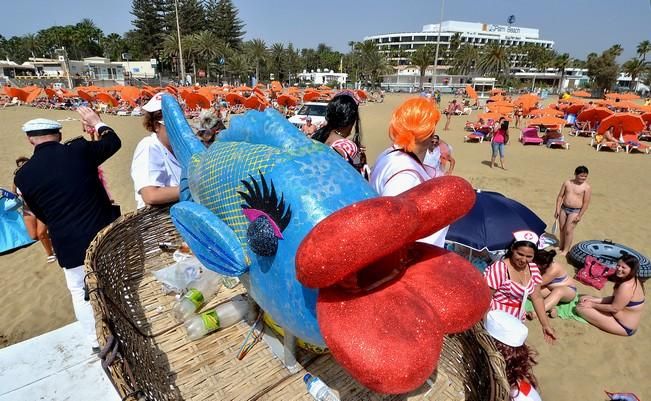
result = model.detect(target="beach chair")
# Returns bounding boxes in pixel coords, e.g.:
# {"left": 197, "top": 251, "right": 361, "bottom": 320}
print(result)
{"left": 520, "top": 127, "right": 543, "bottom": 145}
{"left": 464, "top": 131, "right": 486, "bottom": 143}
{"left": 543, "top": 129, "right": 569, "bottom": 150}
{"left": 570, "top": 121, "right": 594, "bottom": 137}
{"left": 591, "top": 135, "right": 622, "bottom": 152}
{"left": 622, "top": 133, "right": 650, "bottom": 154}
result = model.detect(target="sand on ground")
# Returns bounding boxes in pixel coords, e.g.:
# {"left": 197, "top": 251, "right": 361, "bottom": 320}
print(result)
{"left": 0, "top": 94, "right": 649, "bottom": 400}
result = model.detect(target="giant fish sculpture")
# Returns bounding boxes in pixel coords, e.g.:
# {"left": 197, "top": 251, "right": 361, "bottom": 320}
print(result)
{"left": 162, "top": 95, "right": 490, "bottom": 394}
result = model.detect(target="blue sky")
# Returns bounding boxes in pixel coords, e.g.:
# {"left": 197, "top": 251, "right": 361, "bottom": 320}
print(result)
{"left": 2, "top": 0, "right": 649, "bottom": 61}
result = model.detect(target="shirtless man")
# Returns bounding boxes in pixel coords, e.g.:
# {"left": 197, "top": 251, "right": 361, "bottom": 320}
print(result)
{"left": 301, "top": 117, "right": 317, "bottom": 137}
{"left": 555, "top": 166, "right": 591, "bottom": 254}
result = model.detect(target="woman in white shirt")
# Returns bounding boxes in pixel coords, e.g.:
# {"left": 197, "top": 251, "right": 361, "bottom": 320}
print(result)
{"left": 130, "top": 93, "right": 181, "bottom": 209}
{"left": 370, "top": 97, "right": 448, "bottom": 247}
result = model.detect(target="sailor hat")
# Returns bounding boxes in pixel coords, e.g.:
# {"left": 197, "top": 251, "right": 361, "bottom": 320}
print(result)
{"left": 485, "top": 310, "right": 529, "bottom": 347}
{"left": 142, "top": 92, "right": 166, "bottom": 112}
{"left": 22, "top": 118, "right": 63, "bottom": 136}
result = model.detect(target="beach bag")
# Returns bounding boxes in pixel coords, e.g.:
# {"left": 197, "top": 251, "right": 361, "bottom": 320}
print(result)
{"left": 575, "top": 255, "right": 615, "bottom": 290}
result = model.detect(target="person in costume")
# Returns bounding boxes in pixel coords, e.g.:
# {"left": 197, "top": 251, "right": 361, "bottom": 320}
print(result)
{"left": 370, "top": 97, "right": 448, "bottom": 247}
{"left": 311, "top": 92, "right": 361, "bottom": 164}
{"left": 485, "top": 310, "right": 543, "bottom": 401}
{"left": 577, "top": 254, "right": 645, "bottom": 336}
{"left": 14, "top": 109, "right": 121, "bottom": 352}
{"left": 131, "top": 92, "right": 182, "bottom": 209}
{"left": 483, "top": 230, "right": 557, "bottom": 343}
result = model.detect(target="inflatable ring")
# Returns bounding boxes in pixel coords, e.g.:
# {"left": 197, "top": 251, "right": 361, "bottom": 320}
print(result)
{"left": 568, "top": 239, "right": 651, "bottom": 279}
{"left": 262, "top": 313, "right": 329, "bottom": 354}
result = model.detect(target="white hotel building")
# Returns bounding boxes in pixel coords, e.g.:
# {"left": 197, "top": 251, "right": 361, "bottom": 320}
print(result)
{"left": 364, "top": 20, "right": 554, "bottom": 66}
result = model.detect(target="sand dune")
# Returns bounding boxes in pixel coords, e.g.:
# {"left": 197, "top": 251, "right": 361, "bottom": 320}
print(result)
{"left": 0, "top": 94, "right": 649, "bottom": 399}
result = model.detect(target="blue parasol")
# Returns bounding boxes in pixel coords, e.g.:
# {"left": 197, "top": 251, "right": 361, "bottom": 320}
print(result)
{"left": 446, "top": 190, "right": 546, "bottom": 251}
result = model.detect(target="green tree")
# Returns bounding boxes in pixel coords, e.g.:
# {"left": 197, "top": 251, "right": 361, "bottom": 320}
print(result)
{"left": 226, "top": 53, "right": 251, "bottom": 84}
{"left": 244, "top": 39, "right": 267, "bottom": 82}
{"left": 355, "top": 40, "right": 391, "bottom": 88}
{"left": 477, "top": 43, "right": 510, "bottom": 79}
{"left": 637, "top": 40, "right": 651, "bottom": 61}
{"left": 409, "top": 45, "right": 435, "bottom": 90}
{"left": 607, "top": 44, "right": 624, "bottom": 57}
{"left": 130, "top": 0, "right": 166, "bottom": 59}
{"left": 285, "top": 43, "right": 301, "bottom": 84}
{"left": 268, "top": 42, "right": 285, "bottom": 81}
{"left": 102, "top": 33, "right": 126, "bottom": 61}
{"left": 205, "top": 0, "right": 245, "bottom": 50}
{"left": 586, "top": 49, "right": 619, "bottom": 94}
{"left": 450, "top": 44, "right": 478, "bottom": 75}
{"left": 191, "top": 30, "right": 229, "bottom": 82}
{"left": 621, "top": 58, "right": 646, "bottom": 90}
{"left": 554, "top": 53, "right": 571, "bottom": 93}
{"left": 162, "top": 0, "right": 205, "bottom": 36}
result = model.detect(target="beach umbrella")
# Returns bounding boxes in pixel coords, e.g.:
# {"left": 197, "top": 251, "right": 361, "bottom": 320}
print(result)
{"left": 486, "top": 105, "right": 514, "bottom": 115}
{"left": 44, "top": 88, "right": 59, "bottom": 99}
{"left": 95, "top": 93, "right": 119, "bottom": 107}
{"left": 303, "top": 91, "right": 321, "bottom": 102}
{"left": 614, "top": 101, "right": 643, "bottom": 111}
{"left": 121, "top": 86, "right": 140, "bottom": 101}
{"left": 271, "top": 81, "right": 283, "bottom": 93}
{"left": 185, "top": 93, "right": 211, "bottom": 109}
{"left": 236, "top": 85, "right": 252, "bottom": 92}
{"left": 597, "top": 113, "right": 645, "bottom": 135}
{"left": 3, "top": 87, "right": 29, "bottom": 102}
{"left": 447, "top": 190, "right": 546, "bottom": 252}
{"left": 141, "top": 89, "right": 155, "bottom": 99}
{"left": 356, "top": 89, "right": 368, "bottom": 100}
{"left": 25, "top": 89, "right": 44, "bottom": 103}
{"left": 577, "top": 107, "right": 613, "bottom": 123}
{"left": 165, "top": 86, "right": 178, "bottom": 95}
{"left": 465, "top": 85, "right": 478, "bottom": 99}
{"left": 225, "top": 92, "right": 246, "bottom": 105}
{"left": 276, "top": 94, "right": 298, "bottom": 107}
{"left": 573, "top": 90, "right": 591, "bottom": 98}
{"left": 528, "top": 116, "right": 567, "bottom": 127}
{"left": 528, "top": 108, "right": 563, "bottom": 117}
{"left": 564, "top": 103, "right": 585, "bottom": 115}
{"left": 606, "top": 93, "right": 640, "bottom": 101}
{"left": 77, "top": 90, "right": 94, "bottom": 102}
{"left": 640, "top": 112, "right": 651, "bottom": 124}
{"left": 244, "top": 95, "right": 266, "bottom": 110}
{"left": 487, "top": 95, "right": 504, "bottom": 102}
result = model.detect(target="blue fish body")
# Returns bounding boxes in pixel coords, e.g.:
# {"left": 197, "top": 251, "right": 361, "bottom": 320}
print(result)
{"left": 163, "top": 95, "right": 376, "bottom": 345}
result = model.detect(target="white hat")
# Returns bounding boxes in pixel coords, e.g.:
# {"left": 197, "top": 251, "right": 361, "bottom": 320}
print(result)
{"left": 513, "top": 230, "right": 539, "bottom": 246}
{"left": 22, "top": 118, "right": 62, "bottom": 135}
{"left": 142, "top": 92, "right": 166, "bottom": 112}
{"left": 485, "top": 310, "right": 528, "bottom": 347}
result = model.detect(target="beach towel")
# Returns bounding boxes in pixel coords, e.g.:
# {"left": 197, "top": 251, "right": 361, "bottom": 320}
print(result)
{"left": 524, "top": 296, "right": 587, "bottom": 323}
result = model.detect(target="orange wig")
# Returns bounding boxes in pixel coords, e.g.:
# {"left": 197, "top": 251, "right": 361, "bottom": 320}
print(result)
{"left": 389, "top": 97, "right": 440, "bottom": 152}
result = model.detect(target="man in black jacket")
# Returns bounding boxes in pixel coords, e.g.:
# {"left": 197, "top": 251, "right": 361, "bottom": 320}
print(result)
{"left": 14, "top": 107, "right": 121, "bottom": 352}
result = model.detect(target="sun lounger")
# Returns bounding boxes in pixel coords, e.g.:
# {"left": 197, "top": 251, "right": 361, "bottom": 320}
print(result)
{"left": 591, "top": 136, "right": 622, "bottom": 152}
{"left": 520, "top": 127, "right": 543, "bottom": 145}
{"left": 570, "top": 121, "right": 595, "bottom": 137}
{"left": 622, "top": 133, "right": 650, "bottom": 154}
{"left": 546, "top": 138, "right": 569, "bottom": 149}
{"left": 464, "top": 131, "right": 486, "bottom": 143}
{"left": 639, "top": 131, "right": 651, "bottom": 142}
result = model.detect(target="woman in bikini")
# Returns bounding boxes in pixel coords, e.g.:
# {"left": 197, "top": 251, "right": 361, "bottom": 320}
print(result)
{"left": 311, "top": 92, "right": 361, "bottom": 164}
{"left": 577, "top": 254, "right": 645, "bottom": 336}
{"left": 484, "top": 230, "right": 557, "bottom": 344}
{"left": 533, "top": 249, "right": 577, "bottom": 317}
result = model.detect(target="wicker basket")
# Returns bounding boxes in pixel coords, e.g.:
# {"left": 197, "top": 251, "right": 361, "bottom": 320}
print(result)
{"left": 85, "top": 206, "right": 510, "bottom": 401}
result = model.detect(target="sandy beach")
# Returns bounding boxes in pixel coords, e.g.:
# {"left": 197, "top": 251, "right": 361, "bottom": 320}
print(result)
{"left": 1, "top": 93, "right": 649, "bottom": 400}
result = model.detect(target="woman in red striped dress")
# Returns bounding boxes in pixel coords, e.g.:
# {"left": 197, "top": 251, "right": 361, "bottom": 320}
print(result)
{"left": 484, "top": 230, "right": 557, "bottom": 344}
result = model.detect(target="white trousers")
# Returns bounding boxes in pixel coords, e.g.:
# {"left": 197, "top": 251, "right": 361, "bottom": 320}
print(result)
{"left": 63, "top": 265, "right": 99, "bottom": 348}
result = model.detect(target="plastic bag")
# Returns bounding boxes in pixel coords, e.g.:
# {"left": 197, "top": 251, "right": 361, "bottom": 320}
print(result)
{"left": 152, "top": 256, "right": 202, "bottom": 294}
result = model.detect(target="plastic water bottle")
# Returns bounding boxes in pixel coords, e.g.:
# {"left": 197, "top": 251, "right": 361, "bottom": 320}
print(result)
{"left": 303, "top": 373, "right": 340, "bottom": 401}
{"left": 184, "top": 296, "right": 248, "bottom": 340}
{"left": 172, "top": 269, "right": 223, "bottom": 322}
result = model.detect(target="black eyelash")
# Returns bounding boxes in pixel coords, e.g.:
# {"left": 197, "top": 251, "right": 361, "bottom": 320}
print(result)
{"left": 237, "top": 170, "right": 291, "bottom": 231}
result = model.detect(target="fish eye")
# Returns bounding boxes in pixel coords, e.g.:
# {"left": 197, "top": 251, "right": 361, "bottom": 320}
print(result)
{"left": 238, "top": 171, "right": 291, "bottom": 257}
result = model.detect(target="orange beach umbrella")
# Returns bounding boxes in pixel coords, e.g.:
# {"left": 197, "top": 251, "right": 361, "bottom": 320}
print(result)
{"left": 528, "top": 108, "right": 564, "bottom": 117}
{"left": 225, "top": 92, "right": 246, "bottom": 105}
{"left": 244, "top": 96, "right": 266, "bottom": 110}
{"left": 564, "top": 103, "right": 585, "bottom": 115}
{"left": 597, "top": 113, "right": 645, "bottom": 134}
{"left": 465, "top": 85, "right": 478, "bottom": 99}
{"left": 94, "top": 92, "right": 119, "bottom": 107}
{"left": 577, "top": 107, "right": 613, "bottom": 123}
{"left": 185, "top": 93, "right": 211, "bottom": 109}
{"left": 605, "top": 93, "right": 640, "bottom": 101}
{"left": 572, "top": 90, "right": 591, "bottom": 98}
{"left": 77, "top": 90, "right": 94, "bottom": 102}
{"left": 528, "top": 116, "right": 567, "bottom": 127}
{"left": 303, "top": 91, "right": 321, "bottom": 102}
{"left": 26, "top": 89, "right": 44, "bottom": 103}
{"left": 276, "top": 94, "right": 298, "bottom": 107}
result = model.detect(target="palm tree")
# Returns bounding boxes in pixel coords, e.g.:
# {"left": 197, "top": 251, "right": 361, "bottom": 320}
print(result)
{"left": 226, "top": 53, "right": 251, "bottom": 85}
{"left": 409, "top": 45, "right": 435, "bottom": 90}
{"left": 245, "top": 38, "right": 267, "bottom": 82}
{"left": 451, "top": 44, "right": 478, "bottom": 75}
{"left": 268, "top": 42, "right": 285, "bottom": 81}
{"left": 102, "top": 33, "right": 125, "bottom": 61}
{"left": 22, "top": 34, "right": 42, "bottom": 58}
{"left": 191, "top": 31, "right": 229, "bottom": 82}
{"left": 355, "top": 40, "right": 391, "bottom": 88}
{"left": 554, "top": 53, "right": 571, "bottom": 93}
{"left": 608, "top": 44, "right": 624, "bottom": 57}
{"left": 637, "top": 40, "right": 651, "bottom": 61}
{"left": 477, "top": 43, "right": 510, "bottom": 79}
{"left": 621, "top": 58, "right": 646, "bottom": 90}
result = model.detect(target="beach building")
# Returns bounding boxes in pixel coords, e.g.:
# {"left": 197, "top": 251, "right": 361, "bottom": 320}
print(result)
{"left": 365, "top": 21, "right": 554, "bottom": 67}
{"left": 0, "top": 61, "right": 37, "bottom": 85}
{"left": 297, "top": 69, "right": 348, "bottom": 87}
{"left": 118, "top": 60, "right": 158, "bottom": 80}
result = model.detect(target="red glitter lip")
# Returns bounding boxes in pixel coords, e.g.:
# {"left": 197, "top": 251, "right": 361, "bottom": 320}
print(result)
{"left": 295, "top": 176, "right": 491, "bottom": 394}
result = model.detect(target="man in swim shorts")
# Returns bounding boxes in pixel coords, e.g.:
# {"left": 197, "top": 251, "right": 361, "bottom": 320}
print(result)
{"left": 554, "top": 166, "right": 591, "bottom": 255}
